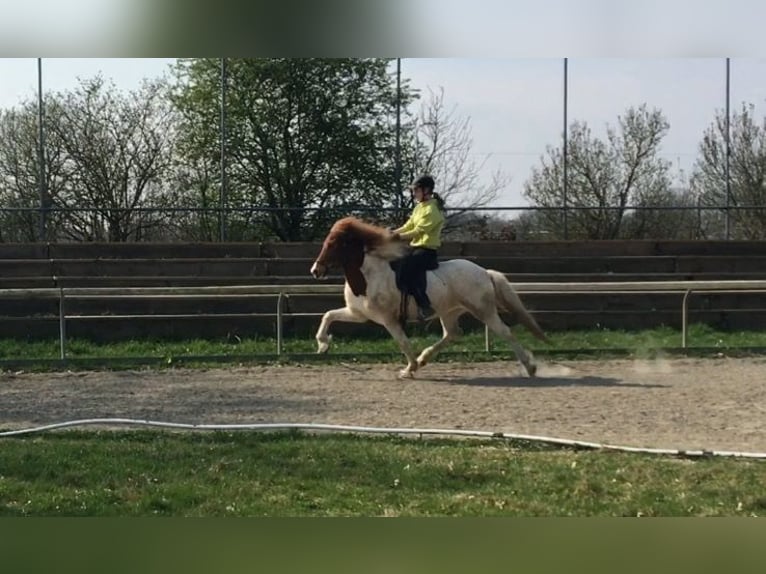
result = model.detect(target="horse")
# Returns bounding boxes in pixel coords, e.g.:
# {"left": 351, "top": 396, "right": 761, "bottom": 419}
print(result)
{"left": 309, "top": 216, "right": 548, "bottom": 379}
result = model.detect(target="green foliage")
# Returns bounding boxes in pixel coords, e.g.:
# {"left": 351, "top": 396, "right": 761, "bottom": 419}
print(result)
{"left": 170, "top": 58, "right": 419, "bottom": 240}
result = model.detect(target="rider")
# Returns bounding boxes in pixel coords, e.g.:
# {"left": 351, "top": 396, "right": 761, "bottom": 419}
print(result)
{"left": 391, "top": 174, "right": 446, "bottom": 321}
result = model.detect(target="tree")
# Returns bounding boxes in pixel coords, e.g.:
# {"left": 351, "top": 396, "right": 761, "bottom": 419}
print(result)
{"left": 166, "top": 151, "right": 221, "bottom": 241}
{"left": 690, "top": 103, "right": 766, "bottom": 239}
{"left": 401, "top": 87, "right": 509, "bottom": 235}
{"left": 523, "top": 104, "right": 674, "bottom": 239}
{"left": 0, "top": 99, "right": 70, "bottom": 242}
{"left": 170, "top": 58, "right": 417, "bottom": 241}
{"left": 46, "top": 75, "right": 177, "bottom": 242}
{"left": 621, "top": 186, "right": 700, "bottom": 240}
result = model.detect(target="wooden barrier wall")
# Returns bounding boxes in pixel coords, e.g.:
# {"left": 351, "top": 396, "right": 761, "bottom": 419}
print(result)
{"left": 2, "top": 240, "right": 766, "bottom": 340}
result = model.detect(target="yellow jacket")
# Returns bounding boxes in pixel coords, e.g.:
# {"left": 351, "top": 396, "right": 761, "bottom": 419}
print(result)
{"left": 396, "top": 199, "right": 445, "bottom": 249}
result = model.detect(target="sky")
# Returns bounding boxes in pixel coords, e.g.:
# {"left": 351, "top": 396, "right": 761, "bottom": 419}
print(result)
{"left": 1, "top": 57, "right": 766, "bottom": 208}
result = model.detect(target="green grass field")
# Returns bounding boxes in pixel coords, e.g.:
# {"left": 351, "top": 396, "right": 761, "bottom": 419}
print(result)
{"left": 1, "top": 324, "right": 766, "bottom": 370}
{"left": 0, "top": 431, "right": 763, "bottom": 517}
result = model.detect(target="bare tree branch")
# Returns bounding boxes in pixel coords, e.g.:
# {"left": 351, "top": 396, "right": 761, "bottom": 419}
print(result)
{"left": 523, "top": 104, "right": 676, "bottom": 239}
{"left": 404, "top": 88, "right": 509, "bottom": 237}
{"left": 691, "top": 103, "right": 766, "bottom": 239}
{"left": 46, "top": 75, "right": 177, "bottom": 241}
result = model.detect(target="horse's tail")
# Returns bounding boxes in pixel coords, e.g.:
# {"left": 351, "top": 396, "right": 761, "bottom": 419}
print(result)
{"left": 487, "top": 269, "right": 549, "bottom": 343}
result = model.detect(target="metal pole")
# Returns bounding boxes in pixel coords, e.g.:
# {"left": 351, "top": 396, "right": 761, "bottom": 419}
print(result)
{"left": 394, "top": 58, "right": 402, "bottom": 220}
{"left": 59, "top": 288, "right": 66, "bottom": 359}
{"left": 220, "top": 58, "right": 228, "bottom": 242}
{"left": 37, "top": 58, "right": 47, "bottom": 243}
{"left": 563, "top": 57, "right": 569, "bottom": 240}
{"left": 724, "top": 57, "right": 731, "bottom": 240}
{"left": 276, "top": 292, "right": 284, "bottom": 355}
{"left": 681, "top": 290, "right": 691, "bottom": 348}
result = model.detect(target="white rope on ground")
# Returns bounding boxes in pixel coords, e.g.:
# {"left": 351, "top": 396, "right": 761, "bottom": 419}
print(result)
{"left": 1, "top": 418, "right": 765, "bottom": 459}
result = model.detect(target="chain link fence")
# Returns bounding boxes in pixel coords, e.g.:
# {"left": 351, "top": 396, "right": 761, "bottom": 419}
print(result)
{"left": 1, "top": 58, "right": 765, "bottom": 242}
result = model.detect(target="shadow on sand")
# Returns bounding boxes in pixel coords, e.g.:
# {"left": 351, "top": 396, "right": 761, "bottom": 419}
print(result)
{"left": 422, "top": 375, "right": 668, "bottom": 389}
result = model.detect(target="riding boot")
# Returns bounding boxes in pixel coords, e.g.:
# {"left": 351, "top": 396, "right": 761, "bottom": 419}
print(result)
{"left": 414, "top": 291, "right": 435, "bottom": 322}
{"left": 417, "top": 305, "right": 435, "bottom": 322}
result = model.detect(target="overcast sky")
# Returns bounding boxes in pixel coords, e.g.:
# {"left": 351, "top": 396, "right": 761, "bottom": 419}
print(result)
{"left": 1, "top": 57, "right": 765, "bottom": 206}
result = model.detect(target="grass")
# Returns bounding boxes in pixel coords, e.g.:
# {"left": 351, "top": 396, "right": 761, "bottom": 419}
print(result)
{"left": 0, "top": 324, "right": 765, "bottom": 370}
{"left": 0, "top": 431, "right": 764, "bottom": 517}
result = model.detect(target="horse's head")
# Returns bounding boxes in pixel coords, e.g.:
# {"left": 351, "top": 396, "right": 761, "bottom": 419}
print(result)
{"left": 310, "top": 218, "right": 360, "bottom": 280}
{"left": 310, "top": 217, "right": 405, "bottom": 295}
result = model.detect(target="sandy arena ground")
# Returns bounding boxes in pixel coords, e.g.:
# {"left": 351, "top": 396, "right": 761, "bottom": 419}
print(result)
{"left": 1, "top": 356, "right": 765, "bottom": 453}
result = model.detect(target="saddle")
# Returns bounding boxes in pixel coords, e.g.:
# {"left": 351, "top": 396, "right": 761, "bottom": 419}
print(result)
{"left": 389, "top": 254, "right": 439, "bottom": 327}
{"left": 389, "top": 258, "right": 410, "bottom": 328}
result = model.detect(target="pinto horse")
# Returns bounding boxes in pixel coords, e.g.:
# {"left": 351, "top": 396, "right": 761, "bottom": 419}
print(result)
{"left": 310, "top": 217, "right": 548, "bottom": 378}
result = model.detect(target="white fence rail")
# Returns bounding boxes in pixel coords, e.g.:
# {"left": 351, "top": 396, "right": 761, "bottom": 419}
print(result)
{"left": 3, "top": 280, "right": 766, "bottom": 359}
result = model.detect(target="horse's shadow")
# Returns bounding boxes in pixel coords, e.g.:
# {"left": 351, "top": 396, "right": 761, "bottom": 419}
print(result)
{"left": 425, "top": 375, "right": 668, "bottom": 389}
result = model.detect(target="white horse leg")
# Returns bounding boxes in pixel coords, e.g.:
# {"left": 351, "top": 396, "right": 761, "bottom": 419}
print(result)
{"left": 416, "top": 310, "right": 462, "bottom": 369}
{"left": 315, "top": 306, "right": 367, "bottom": 353}
{"left": 483, "top": 311, "right": 537, "bottom": 377}
{"left": 381, "top": 320, "right": 419, "bottom": 379}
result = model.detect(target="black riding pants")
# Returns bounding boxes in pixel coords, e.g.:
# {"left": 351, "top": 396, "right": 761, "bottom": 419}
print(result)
{"left": 396, "top": 247, "right": 438, "bottom": 308}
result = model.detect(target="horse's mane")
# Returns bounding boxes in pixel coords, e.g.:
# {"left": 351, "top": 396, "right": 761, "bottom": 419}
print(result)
{"left": 330, "top": 217, "right": 387, "bottom": 246}
{"left": 329, "top": 216, "right": 405, "bottom": 260}
{"left": 323, "top": 218, "right": 406, "bottom": 297}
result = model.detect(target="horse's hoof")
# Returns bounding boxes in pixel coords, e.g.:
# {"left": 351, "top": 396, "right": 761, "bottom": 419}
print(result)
{"left": 397, "top": 368, "right": 415, "bottom": 379}
{"left": 316, "top": 335, "right": 332, "bottom": 354}
{"left": 525, "top": 363, "right": 537, "bottom": 377}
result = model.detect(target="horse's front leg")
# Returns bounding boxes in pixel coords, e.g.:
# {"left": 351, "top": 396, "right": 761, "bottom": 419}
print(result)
{"left": 381, "top": 319, "right": 419, "bottom": 379}
{"left": 315, "top": 306, "right": 368, "bottom": 353}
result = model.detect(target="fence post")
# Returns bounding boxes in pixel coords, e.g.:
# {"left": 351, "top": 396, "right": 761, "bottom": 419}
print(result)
{"left": 724, "top": 57, "right": 731, "bottom": 240}
{"left": 37, "top": 58, "right": 48, "bottom": 243}
{"left": 59, "top": 287, "right": 66, "bottom": 359}
{"left": 562, "top": 57, "right": 569, "bottom": 239}
{"left": 276, "top": 291, "right": 284, "bottom": 355}
{"left": 681, "top": 290, "right": 691, "bottom": 348}
{"left": 219, "top": 57, "right": 228, "bottom": 242}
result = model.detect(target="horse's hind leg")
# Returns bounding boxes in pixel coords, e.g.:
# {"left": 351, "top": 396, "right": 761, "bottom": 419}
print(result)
{"left": 482, "top": 311, "right": 537, "bottom": 377}
{"left": 315, "top": 306, "right": 367, "bottom": 353}
{"left": 416, "top": 310, "right": 462, "bottom": 369}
